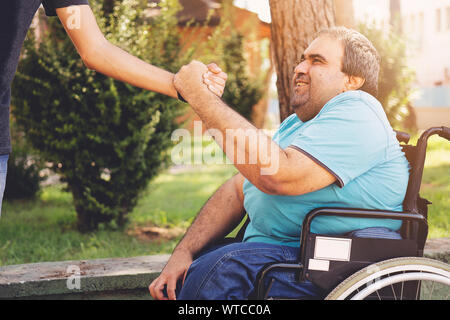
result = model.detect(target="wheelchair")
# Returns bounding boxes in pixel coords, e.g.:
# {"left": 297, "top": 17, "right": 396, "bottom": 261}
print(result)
{"left": 225, "top": 126, "right": 450, "bottom": 300}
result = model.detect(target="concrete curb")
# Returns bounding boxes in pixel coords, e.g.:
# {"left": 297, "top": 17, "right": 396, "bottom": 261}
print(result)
{"left": 1, "top": 238, "right": 448, "bottom": 299}
{"left": 0, "top": 255, "right": 170, "bottom": 299}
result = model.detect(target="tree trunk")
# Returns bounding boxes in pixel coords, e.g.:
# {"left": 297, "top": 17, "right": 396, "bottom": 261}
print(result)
{"left": 390, "top": 0, "right": 402, "bottom": 34}
{"left": 333, "top": 0, "right": 355, "bottom": 28}
{"left": 269, "top": 0, "right": 335, "bottom": 122}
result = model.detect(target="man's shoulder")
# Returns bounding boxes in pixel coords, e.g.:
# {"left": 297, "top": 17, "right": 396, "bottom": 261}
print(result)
{"left": 318, "top": 90, "right": 388, "bottom": 127}
{"left": 323, "top": 90, "right": 382, "bottom": 113}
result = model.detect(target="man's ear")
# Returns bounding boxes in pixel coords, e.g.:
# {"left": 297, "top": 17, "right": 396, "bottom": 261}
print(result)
{"left": 345, "top": 75, "right": 365, "bottom": 91}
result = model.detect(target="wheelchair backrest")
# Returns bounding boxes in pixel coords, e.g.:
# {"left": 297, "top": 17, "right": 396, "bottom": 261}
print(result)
{"left": 395, "top": 131, "right": 429, "bottom": 217}
{"left": 396, "top": 127, "right": 450, "bottom": 244}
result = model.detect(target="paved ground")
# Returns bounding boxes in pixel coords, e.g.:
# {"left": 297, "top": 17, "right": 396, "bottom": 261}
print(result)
{"left": 424, "top": 237, "right": 450, "bottom": 257}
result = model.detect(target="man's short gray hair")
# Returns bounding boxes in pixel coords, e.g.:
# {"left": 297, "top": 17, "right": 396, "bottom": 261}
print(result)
{"left": 316, "top": 26, "right": 381, "bottom": 97}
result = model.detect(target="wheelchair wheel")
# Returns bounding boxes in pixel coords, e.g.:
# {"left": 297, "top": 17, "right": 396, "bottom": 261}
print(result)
{"left": 325, "top": 257, "right": 450, "bottom": 300}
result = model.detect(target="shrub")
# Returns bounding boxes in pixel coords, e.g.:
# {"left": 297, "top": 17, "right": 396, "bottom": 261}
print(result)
{"left": 192, "top": 0, "right": 265, "bottom": 123}
{"left": 221, "top": 31, "right": 264, "bottom": 121}
{"left": 12, "top": 0, "right": 188, "bottom": 231}
{"left": 4, "top": 118, "right": 44, "bottom": 200}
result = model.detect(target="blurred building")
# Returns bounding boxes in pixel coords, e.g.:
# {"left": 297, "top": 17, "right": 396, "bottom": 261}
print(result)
{"left": 355, "top": 0, "right": 450, "bottom": 129}
{"left": 401, "top": 0, "right": 450, "bottom": 129}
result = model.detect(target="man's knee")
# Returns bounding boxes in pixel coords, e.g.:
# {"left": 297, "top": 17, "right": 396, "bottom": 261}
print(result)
{"left": 178, "top": 242, "right": 290, "bottom": 300}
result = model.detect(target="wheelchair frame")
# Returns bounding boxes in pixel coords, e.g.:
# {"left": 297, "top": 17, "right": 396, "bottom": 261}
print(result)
{"left": 227, "top": 126, "right": 450, "bottom": 300}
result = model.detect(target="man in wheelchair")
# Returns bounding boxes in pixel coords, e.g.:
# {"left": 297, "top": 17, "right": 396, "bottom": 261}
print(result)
{"left": 149, "top": 27, "right": 429, "bottom": 300}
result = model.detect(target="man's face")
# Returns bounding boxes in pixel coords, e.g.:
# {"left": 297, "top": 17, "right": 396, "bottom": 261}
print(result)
{"left": 290, "top": 36, "right": 348, "bottom": 122}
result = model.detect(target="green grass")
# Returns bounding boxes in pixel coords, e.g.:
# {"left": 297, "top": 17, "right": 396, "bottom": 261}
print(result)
{"left": 0, "top": 134, "right": 448, "bottom": 266}
{"left": 0, "top": 164, "right": 237, "bottom": 266}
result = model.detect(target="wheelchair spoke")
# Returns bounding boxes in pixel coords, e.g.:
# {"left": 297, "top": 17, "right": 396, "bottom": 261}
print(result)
{"left": 375, "top": 290, "right": 381, "bottom": 300}
{"left": 415, "top": 280, "right": 421, "bottom": 300}
{"left": 390, "top": 284, "right": 397, "bottom": 300}
{"left": 400, "top": 272, "right": 405, "bottom": 300}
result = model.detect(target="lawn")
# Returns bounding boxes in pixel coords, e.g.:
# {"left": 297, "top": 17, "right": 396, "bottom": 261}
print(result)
{"left": 0, "top": 163, "right": 237, "bottom": 266}
{"left": 0, "top": 134, "right": 448, "bottom": 266}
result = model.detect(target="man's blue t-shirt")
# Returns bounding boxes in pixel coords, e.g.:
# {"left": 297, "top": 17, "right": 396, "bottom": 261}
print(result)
{"left": 242, "top": 90, "right": 410, "bottom": 247}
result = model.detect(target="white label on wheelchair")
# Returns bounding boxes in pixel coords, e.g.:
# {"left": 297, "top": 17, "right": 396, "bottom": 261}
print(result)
{"left": 313, "top": 237, "right": 352, "bottom": 262}
{"left": 308, "top": 259, "right": 330, "bottom": 271}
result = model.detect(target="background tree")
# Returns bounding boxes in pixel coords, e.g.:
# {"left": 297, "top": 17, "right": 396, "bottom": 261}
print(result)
{"left": 357, "top": 23, "right": 416, "bottom": 129}
{"left": 390, "top": 0, "right": 403, "bottom": 34}
{"left": 334, "top": 0, "right": 355, "bottom": 28}
{"left": 269, "top": 0, "right": 336, "bottom": 121}
{"left": 196, "top": 0, "right": 266, "bottom": 124}
{"left": 4, "top": 117, "right": 45, "bottom": 200}
{"left": 220, "top": 32, "right": 264, "bottom": 122}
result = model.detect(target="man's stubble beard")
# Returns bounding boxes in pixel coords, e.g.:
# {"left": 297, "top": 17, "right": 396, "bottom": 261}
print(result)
{"left": 291, "top": 88, "right": 319, "bottom": 122}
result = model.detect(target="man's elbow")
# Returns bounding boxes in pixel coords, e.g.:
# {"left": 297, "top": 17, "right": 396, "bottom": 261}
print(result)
{"left": 257, "top": 174, "right": 290, "bottom": 196}
{"left": 257, "top": 173, "right": 309, "bottom": 196}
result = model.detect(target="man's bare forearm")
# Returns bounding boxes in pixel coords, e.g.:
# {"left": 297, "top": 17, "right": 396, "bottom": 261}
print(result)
{"left": 174, "top": 173, "right": 246, "bottom": 258}
{"left": 187, "top": 87, "right": 288, "bottom": 193}
{"left": 173, "top": 62, "right": 292, "bottom": 194}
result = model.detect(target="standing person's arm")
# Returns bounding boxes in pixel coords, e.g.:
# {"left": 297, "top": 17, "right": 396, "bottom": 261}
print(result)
{"left": 55, "top": 5, "right": 227, "bottom": 98}
{"left": 149, "top": 173, "right": 246, "bottom": 300}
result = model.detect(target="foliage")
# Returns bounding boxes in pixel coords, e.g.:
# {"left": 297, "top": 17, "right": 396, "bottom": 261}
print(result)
{"left": 190, "top": 0, "right": 266, "bottom": 122}
{"left": 357, "top": 23, "right": 416, "bottom": 130}
{"left": 12, "top": 0, "right": 188, "bottom": 232}
{"left": 220, "top": 31, "right": 264, "bottom": 121}
{"left": 4, "top": 118, "right": 45, "bottom": 200}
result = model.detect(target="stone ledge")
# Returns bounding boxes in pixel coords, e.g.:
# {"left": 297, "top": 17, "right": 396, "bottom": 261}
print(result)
{"left": 0, "top": 255, "right": 170, "bottom": 299}
{"left": 1, "top": 238, "right": 448, "bottom": 299}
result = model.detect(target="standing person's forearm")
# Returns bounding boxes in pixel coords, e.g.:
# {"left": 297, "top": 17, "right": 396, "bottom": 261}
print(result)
{"left": 57, "top": 6, "right": 227, "bottom": 100}
{"left": 82, "top": 40, "right": 178, "bottom": 98}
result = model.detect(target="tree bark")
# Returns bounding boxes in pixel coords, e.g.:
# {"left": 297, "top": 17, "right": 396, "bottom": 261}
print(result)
{"left": 269, "top": 0, "right": 335, "bottom": 122}
{"left": 333, "top": 0, "right": 355, "bottom": 28}
{"left": 390, "top": 0, "right": 402, "bottom": 34}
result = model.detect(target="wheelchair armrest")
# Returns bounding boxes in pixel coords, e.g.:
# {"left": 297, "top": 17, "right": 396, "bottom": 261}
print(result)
{"left": 299, "top": 207, "right": 428, "bottom": 267}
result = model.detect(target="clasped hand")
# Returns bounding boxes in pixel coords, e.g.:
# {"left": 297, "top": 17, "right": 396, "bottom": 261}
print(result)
{"left": 175, "top": 61, "right": 227, "bottom": 102}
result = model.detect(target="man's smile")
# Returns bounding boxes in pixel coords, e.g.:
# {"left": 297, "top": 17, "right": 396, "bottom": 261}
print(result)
{"left": 294, "top": 75, "right": 310, "bottom": 91}
{"left": 296, "top": 78, "right": 309, "bottom": 86}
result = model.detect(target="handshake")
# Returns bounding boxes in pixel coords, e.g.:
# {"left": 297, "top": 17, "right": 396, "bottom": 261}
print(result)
{"left": 174, "top": 61, "right": 228, "bottom": 104}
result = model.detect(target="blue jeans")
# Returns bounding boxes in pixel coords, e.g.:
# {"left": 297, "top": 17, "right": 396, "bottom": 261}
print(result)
{"left": 176, "top": 227, "right": 401, "bottom": 300}
{"left": 177, "top": 242, "right": 321, "bottom": 300}
{"left": 0, "top": 154, "right": 8, "bottom": 217}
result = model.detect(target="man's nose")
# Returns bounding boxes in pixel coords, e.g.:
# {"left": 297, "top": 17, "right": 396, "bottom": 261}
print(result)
{"left": 294, "top": 60, "right": 309, "bottom": 75}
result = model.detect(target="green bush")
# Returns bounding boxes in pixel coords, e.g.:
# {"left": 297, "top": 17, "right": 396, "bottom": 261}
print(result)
{"left": 221, "top": 31, "right": 264, "bottom": 121}
{"left": 4, "top": 119, "right": 44, "bottom": 200}
{"left": 358, "top": 23, "right": 416, "bottom": 130}
{"left": 193, "top": 0, "right": 265, "bottom": 122}
{"left": 12, "top": 0, "right": 188, "bottom": 232}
